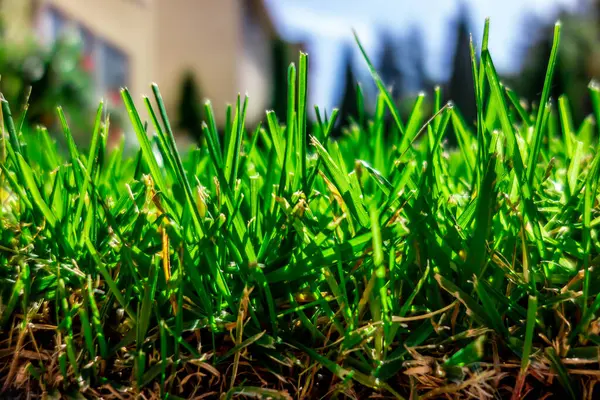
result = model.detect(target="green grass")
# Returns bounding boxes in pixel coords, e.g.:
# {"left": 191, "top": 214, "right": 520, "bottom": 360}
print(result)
{"left": 2, "top": 19, "right": 600, "bottom": 399}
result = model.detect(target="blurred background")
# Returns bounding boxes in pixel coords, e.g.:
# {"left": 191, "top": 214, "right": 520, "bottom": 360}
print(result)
{"left": 0, "top": 0, "right": 596, "bottom": 148}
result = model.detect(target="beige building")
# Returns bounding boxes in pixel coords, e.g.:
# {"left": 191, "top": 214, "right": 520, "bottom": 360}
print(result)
{"left": 2, "top": 0, "right": 294, "bottom": 128}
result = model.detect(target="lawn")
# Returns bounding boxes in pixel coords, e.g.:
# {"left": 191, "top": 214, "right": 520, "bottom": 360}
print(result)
{"left": 1, "top": 19, "right": 600, "bottom": 399}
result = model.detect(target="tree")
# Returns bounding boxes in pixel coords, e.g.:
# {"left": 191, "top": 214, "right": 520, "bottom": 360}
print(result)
{"left": 0, "top": 23, "right": 95, "bottom": 144}
{"left": 510, "top": 9, "right": 600, "bottom": 125}
{"left": 337, "top": 45, "right": 360, "bottom": 131}
{"left": 446, "top": 4, "right": 476, "bottom": 125}
{"left": 406, "top": 25, "right": 434, "bottom": 95}
{"left": 177, "top": 72, "right": 204, "bottom": 143}
{"left": 378, "top": 30, "right": 404, "bottom": 98}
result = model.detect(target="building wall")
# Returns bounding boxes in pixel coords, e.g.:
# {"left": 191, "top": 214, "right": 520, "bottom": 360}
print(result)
{"left": 239, "top": 0, "right": 273, "bottom": 124}
{"left": 0, "top": 0, "right": 36, "bottom": 43}
{"left": 10, "top": 0, "right": 277, "bottom": 129}
{"left": 42, "top": 0, "right": 156, "bottom": 107}
{"left": 155, "top": 0, "right": 243, "bottom": 127}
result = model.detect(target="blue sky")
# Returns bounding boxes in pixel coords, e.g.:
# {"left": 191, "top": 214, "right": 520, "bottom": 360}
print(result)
{"left": 264, "top": 0, "right": 581, "bottom": 111}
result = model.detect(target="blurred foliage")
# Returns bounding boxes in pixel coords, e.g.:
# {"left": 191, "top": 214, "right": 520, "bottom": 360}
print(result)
{"left": 0, "top": 22, "right": 95, "bottom": 142}
{"left": 509, "top": 9, "right": 600, "bottom": 124}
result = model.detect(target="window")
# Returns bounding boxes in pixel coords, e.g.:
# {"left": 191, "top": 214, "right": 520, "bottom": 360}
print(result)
{"left": 39, "top": 6, "right": 67, "bottom": 46}
{"left": 98, "top": 40, "right": 129, "bottom": 104}
{"left": 38, "top": 5, "right": 130, "bottom": 105}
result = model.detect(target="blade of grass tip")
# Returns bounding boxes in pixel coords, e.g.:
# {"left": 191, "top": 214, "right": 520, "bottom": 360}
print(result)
{"left": 558, "top": 95, "right": 575, "bottom": 160}
{"left": 121, "top": 88, "right": 168, "bottom": 194}
{"left": 353, "top": 31, "right": 405, "bottom": 137}
{"left": 477, "top": 18, "right": 490, "bottom": 106}
{"left": 57, "top": 107, "right": 84, "bottom": 191}
{"left": 324, "top": 109, "right": 339, "bottom": 140}
{"left": 372, "top": 93, "right": 386, "bottom": 172}
{"left": 475, "top": 21, "right": 490, "bottom": 183}
{"left": 279, "top": 63, "right": 296, "bottom": 196}
{"left": 468, "top": 35, "right": 479, "bottom": 117}
{"left": 433, "top": 86, "right": 442, "bottom": 132}
{"left": 298, "top": 52, "right": 309, "bottom": 192}
{"left": 2, "top": 99, "right": 21, "bottom": 155}
{"left": 224, "top": 103, "right": 232, "bottom": 149}
{"left": 38, "top": 126, "right": 60, "bottom": 170}
{"left": 314, "top": 105, "right": 324, "bottom": 140}
{"left": 527, "top": 22, "right": 561, "bottom": 187}
{"left": 224, "top": 95, "right": 240, "bottom": 182}
{"left": 484, "top": 55, "right": 519, "bottom": 160}
{"left": 226, "top": 94, "right": 248, "bottom": 184}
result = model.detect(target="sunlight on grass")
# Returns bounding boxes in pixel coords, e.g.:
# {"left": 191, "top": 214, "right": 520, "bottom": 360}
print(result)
{"left": 1, "top": 19, "right": 600, "bottom": 399}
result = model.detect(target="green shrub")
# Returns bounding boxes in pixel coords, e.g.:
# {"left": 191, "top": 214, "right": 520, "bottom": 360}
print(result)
{"left": 0, "top": 26, "right": 94, "bottom": 143}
